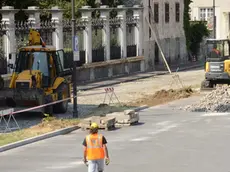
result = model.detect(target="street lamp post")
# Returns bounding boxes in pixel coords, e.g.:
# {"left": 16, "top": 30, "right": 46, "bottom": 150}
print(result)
{"left": 72, "top": 0, "right": 78, "bottom": 118}
{"left": 213, "top": 0, "right": 216, "bottom": 39}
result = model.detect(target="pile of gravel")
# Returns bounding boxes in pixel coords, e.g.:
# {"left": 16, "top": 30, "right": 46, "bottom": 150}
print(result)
{"left": 184, "top": 85, "right": 230, "bottom": 112}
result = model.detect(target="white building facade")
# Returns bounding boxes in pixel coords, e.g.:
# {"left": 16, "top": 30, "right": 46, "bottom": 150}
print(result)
{"left": 143, "top": 0, "right": 187, "bottom": 69}
{"left": 190, "top": 0, "right": 230, "bottom": 39}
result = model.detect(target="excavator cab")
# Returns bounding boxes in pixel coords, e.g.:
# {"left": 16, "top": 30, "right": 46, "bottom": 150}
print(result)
{"left": 14, "top": 48, "right": 64, "bottom": 88}
{"left": 0, "top": 29, "right": 72, "bottom": 114}
{"left": 205, "top": 39, "right": 230, "bottom": 62}
{"left": 201, "top": 39, "right": 230, "bottom": 90}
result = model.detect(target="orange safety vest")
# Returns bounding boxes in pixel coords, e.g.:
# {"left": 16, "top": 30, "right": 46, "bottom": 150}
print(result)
{"left": 86, "top": 134, "right": 105, "bottom": 160}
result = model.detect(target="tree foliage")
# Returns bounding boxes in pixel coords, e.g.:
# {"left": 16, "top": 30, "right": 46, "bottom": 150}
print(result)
{"left": 189, "top": 21, "right": 210, "bottom": 55}
{"left": 183, "top": 0, "right": 192, "bottom": 50}
{"left": 183, "top": 0, "right": 210, "bottom": 55}
{"left": 39, "top": 0, "right": 87, "bottom": 19}
{"left": 1, "top": 0, "right": 123, "bottom": 19}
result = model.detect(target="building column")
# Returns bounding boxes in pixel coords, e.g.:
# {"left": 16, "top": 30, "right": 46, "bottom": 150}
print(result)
{"left": 1, "top": 6, "right": 18, "bottom": 73}
{"left": 117, "top": 5, "right": 127, "bottom": 58}
{"left": 81, "top": 6, "right": 93, "bottom": 63}
{"left": 133, "top": 5, "right": 143, "bottom": 56}
{"left": 223, "top": 12, "right": 229, "bottom": 39}
{"left": 100, "top": 5, "right": 111, "bottom": 61}
{"left": 27, "top": 6, "right": 40, "bottom": 29}
{"left": 51, "top": 6, "right": 64, "bottom": 67}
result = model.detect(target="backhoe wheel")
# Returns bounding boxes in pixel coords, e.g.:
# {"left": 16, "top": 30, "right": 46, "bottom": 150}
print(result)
{"left": 44, "top": 95, "right": 53, "bottom": 116}
{"left": 44, "top": 105, "right": 53, "bottom": 116}
{"left": 53, "top": 83, "right": 69, "bottom": 114}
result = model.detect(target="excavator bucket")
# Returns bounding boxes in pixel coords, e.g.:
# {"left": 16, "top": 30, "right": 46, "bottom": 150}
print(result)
{"left": 0, "top": 86, "right": 46, "bottom": 113}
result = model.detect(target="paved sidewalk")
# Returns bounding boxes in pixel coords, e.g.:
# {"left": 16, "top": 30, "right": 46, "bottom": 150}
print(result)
{"left": 77, "top": 63, "right": 203, "bottom": 91}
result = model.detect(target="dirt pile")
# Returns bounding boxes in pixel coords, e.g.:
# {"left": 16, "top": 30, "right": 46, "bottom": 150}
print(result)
{"left": 129, "top": 87, "right": 194, "bottom": 106}
{"left": 184, "top": 85, "right": 230, "bottom": 112}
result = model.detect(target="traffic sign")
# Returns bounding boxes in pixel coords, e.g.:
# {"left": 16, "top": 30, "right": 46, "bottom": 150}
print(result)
{"left": 74, "top": 35, "right": 80, "bottom": 61}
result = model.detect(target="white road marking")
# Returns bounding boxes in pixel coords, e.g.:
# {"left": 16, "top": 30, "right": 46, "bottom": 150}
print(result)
{"left": 201, "top": 113, "right": 229, "bottom": 117}
{"left": 156, "top": 121, "right": 172, "bottom": 126}
{"left": 130, "top": 137, "right": 150, "bottom": 142}
{"left": 204, "top": 118, "right": 212, "bottom": 124}
{"left": 149, "top": 124, "right": 178, "bottom": 135}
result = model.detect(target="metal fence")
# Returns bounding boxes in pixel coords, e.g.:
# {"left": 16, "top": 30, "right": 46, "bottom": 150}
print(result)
{"left": 39, "top": 20, "right": 54, "bottom": 45}
{"left": 126, "top": 17, "right": 136, "bottom": 57}
{"left": 0, "top": 12, "right": 140, "bottom": 73}
{"left": 92, "top": 18, "right": 104, "bottom": 62}
{"left": 15, "top": 21, "right": 30, "bottom": 51}
{"left": 15, "top": 20, "right": 54, "bottom": 50}
{"left": 110, "top": 18, "right": 121, "bottom": 60}
{"left": 63, "top": 19, "right": 85, "bottom": 68}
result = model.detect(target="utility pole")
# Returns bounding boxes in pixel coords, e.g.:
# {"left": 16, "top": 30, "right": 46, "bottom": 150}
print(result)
{"left": 213, "top": 0, "right": 216, "bottom": 38}
{"left": 72, "top": 0, "right": 78, "bottom": 118}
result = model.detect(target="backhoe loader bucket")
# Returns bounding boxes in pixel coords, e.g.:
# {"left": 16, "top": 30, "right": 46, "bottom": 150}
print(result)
{"left": 0, "top": 88, "right": 45, "bottom": 112}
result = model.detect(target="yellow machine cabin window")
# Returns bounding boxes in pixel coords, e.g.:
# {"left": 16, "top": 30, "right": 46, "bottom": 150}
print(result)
{"left": 15, "top": 51, "right": 51, "bottom": 87}
{"left": 16, "top": 51, "right": 49, "bottom": 77}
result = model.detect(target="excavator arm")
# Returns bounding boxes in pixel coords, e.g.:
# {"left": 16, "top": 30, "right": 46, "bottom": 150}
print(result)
{"left": 28, "top": 29, "right": 46, "bottom": 47}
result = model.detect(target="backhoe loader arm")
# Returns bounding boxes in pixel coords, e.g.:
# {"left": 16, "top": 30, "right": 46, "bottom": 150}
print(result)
{"left": 28, "top": 29, "right": 46, "bottom": 47}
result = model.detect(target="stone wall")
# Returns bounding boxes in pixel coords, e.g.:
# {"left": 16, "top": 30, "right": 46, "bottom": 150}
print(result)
{"left": 142, "top": 0, "right": 187, "bottom": 70}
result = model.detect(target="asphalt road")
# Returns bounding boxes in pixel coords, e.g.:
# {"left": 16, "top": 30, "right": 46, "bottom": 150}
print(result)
{"left": 1, "top": 96, "right": 230, "bottom": 172}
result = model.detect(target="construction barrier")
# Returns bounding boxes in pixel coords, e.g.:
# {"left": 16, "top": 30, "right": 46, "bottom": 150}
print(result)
{"left": 0, "top": 108, "right": 20, "bottom": 132}
{"left": 0, "top": 96, "right": 76, "bottom": 133}
{"left": 103, "top": 87, "right": 121, "bottom": 105}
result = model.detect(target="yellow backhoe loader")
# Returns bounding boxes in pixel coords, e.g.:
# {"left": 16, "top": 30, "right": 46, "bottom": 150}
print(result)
{"left": 201, "top": 38, "right": 230, "bottom": 91}
{"left": 0, "top": 29, "right": 72, "bottom": 114}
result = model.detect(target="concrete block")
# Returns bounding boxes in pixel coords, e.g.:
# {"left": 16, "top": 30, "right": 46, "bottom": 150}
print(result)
{"left": 106, "top": 111, "right": 139, "bottom": 124}
{"left": 80, "top": 116, "right": 116, "bottom": 130}
{"left": 124, "top": 109, "right": 135, "bottom": 115}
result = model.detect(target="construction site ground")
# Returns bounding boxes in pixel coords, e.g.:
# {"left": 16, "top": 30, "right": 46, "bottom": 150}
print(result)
{"left": 0, "top": 67, "right": 205, "bottom": 146}
{"left": 76, "top": 67, "right": 203, "bottom": 111}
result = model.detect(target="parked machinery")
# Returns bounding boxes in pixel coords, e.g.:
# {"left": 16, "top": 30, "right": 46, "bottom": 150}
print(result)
{"left": 201, "top": 38, "right": 230, "bottom": 90}
{"left": 0, "top": 29, "right": 72, "bottom": 114}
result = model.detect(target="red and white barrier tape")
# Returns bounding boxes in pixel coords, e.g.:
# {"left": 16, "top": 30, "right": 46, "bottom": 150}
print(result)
{"left": 0, "top": 87, "right": 115, "bottom": 117}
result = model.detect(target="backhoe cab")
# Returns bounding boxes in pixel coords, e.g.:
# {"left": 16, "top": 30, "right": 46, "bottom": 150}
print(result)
{"left": 201, "top": 38, "right": 230, "bottom": 90}
{"left": 0, "top": 29, "right": 72, "bottom": 114}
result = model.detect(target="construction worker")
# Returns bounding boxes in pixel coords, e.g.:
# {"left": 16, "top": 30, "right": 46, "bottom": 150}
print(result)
{"left": 82, "top": 122, "right": 110, "bottom": 172}
{"left": 210, "top": 45, "right": 221, "bottom": 58}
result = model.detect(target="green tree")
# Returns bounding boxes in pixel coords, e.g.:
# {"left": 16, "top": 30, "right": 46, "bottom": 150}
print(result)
{"left": 0, "top": 0, "right": 38, "bottom": 9}
{"left": 189, "top": 21, "right": 210, "bottom": 55}
{"left": 1, "top": 0, "right": 124, "bottom": 20}
{"left": 183, "top": 0, "right": 192, "bottom": 50}
{"left": 183, "top": 0, "right": 210, "bottom": 56}
{"left": 39, "top": 0, "right": 87, "bottom": 19}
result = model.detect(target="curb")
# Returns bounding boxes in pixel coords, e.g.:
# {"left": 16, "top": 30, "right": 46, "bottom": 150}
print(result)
{"left": 78, "top": 64, "right": 203, "bottom": 91}
{"left": 133, "top": 105, "right": 149, "bottom": 112}
{"left": 0, "top": 126, "right": 80, "bottom": 153}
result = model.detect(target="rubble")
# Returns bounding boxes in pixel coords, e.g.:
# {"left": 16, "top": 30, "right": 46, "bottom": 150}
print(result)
{"left": 184, "top": 85, "right": 230, "bottom": 112}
